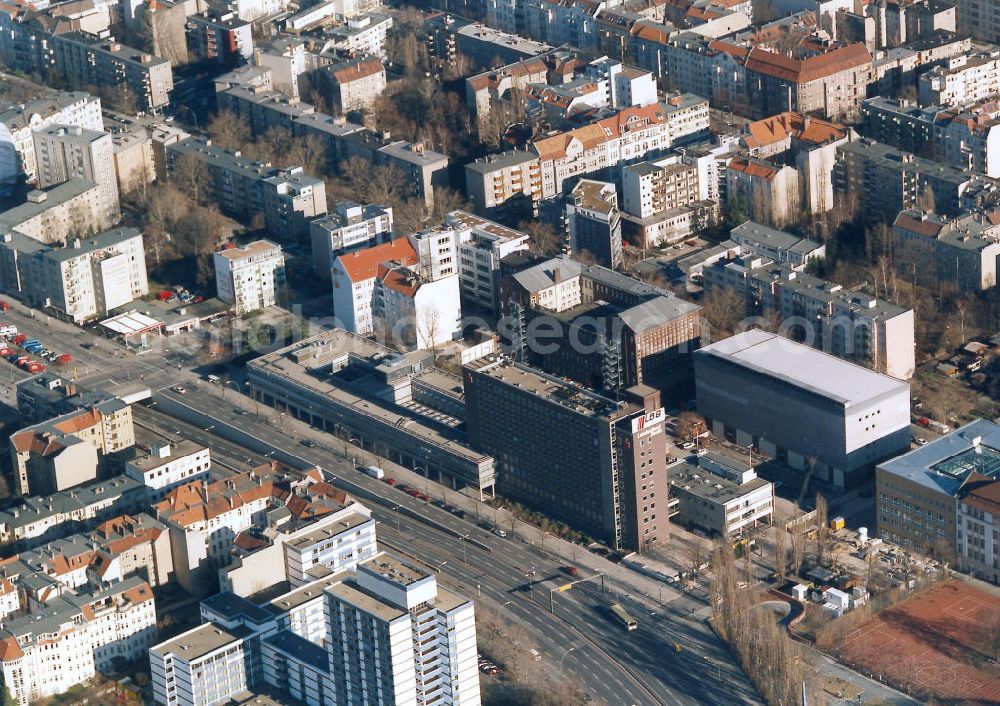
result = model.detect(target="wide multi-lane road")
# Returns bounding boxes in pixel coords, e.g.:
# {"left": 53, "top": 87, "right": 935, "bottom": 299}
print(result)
{"left": 134, "top": 396, "right": 760, "bottom": 706}
{"left": 1, "top": 300, "right": 761, "bottom": 705}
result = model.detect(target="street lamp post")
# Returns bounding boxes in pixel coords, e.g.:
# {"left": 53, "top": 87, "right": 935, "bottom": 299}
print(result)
{"left": 559, "top": 646, "right": 577, "bottom": 675}
{"left": 392, "top": 504, "right": 402, "bottom": 532}
{"left": 349, "top": 438, "right": 364, "bottom": 468}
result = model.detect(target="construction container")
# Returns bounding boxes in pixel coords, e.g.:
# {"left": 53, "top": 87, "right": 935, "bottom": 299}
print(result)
{"left": 830, "top": 516, "right": 845, "bottom": 531}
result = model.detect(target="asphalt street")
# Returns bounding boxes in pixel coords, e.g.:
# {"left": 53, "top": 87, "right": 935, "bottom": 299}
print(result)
{"left": 133, "top": 398, "right": 761, "bottom": 706}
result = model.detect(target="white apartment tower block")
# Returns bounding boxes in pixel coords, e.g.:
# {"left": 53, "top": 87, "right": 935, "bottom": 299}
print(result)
{"left": 214, "top": 240, "right": 286, "bottom": 315}
{"left": 32, "top": 124, "right": 120, "bottom": 225}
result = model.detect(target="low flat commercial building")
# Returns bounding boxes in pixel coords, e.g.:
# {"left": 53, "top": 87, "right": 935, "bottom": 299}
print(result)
{"left": 668, "top": 452, "right": 773, "bottom": 537}
{"left": 247, "top": 330, "right": 496, "bottom": 494}
{"left": 695, "top": 330, "right": 911, "bottom": 487}
{"left": 464, "top": 359, "right": 668, "bottom": 551}
{"left": 877, "top": 419, "right": 1000, "bottom": 567}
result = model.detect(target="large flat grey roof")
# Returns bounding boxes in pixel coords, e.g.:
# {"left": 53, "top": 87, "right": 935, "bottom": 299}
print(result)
{"left": 697, "top": 330, "right": 908, "bottom": 406}
{"left": 879, "top": 419, "right": 1000, "bottom": 496}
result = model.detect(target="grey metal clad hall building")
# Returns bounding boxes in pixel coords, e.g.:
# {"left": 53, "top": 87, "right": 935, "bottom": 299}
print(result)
{"left": 694, "top": 330, "right": 910, "bottom": 487}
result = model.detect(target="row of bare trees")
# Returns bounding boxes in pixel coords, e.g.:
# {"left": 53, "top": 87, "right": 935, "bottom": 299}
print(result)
{"left": 476, "top": 608, "right": 585, "bottom": 705}
{"left": 711, "top": 541, "right": 805, "bottom": 706}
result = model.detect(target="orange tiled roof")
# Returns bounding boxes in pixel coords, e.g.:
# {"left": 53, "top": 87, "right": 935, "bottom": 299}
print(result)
{"left": 745, "top": 43, "right": 871, "bottom": 83}
{"left": 532, "top": 103, "right": 668, "bottom": 161}
{"left": 377, "top": 264, "right": 420, "bottom": 297}
{"left": 729, "top": 157, "right": 779, "bottom": 180}
{"left": 336, "top": 239, "right": 418, "bottom": 284}
{"left": 332, "top": 58, "right": 383, "bottom": 84}
{"left": 0, "top": 636, "right": 23, "bottom": 661}
{"left": 744, "top": 111, "right": 846, "bottom": 149}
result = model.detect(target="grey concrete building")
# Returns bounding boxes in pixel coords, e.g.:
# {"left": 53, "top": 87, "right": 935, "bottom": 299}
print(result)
{"left": 246, "top": 330, "right": 496, "bottom": 495}
{"left": 695, "top": 330, "right": 910, "bottom": 487}
{"left": 834, "top": 138, "right": 971, "bottom": 220}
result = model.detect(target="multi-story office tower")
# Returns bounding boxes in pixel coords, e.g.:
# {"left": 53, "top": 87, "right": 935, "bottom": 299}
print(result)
{"left": 502, "top": 256, "right": 702, "bottom": 394}
{"left": 0, "top": 226, "right": 149, "bottom": 323}
{"left": 696, "top": 330, "right": 911, "bottom": 487}
{"left": 213, "top": 240, "right": 286, "bottom": 315}
{"left": 32, "top": 125, "right": 119, "bottom": 226}
{"left": 310, "top": 202, "right": 394, "bottom": 280}
{"left": 465, "top": 359, "right": 668, "bottom": 551}
{"left": 564, "top": 180, "right": 623, "bottom": 271}
{"left": 150, "top": 552, "right": 481, "bottom": 706}
{"left": 0, "top": 93, "right": 103, "bottom": 185}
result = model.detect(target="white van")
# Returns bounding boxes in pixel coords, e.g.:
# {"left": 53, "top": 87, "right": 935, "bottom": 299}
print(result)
{"left": 207, "top": 374, "right": 221, "bottom": 384}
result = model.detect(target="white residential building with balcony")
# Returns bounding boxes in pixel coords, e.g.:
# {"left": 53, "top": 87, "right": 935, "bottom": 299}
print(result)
{"left": 213, "top": 240, "right": 285, "bottom": 315}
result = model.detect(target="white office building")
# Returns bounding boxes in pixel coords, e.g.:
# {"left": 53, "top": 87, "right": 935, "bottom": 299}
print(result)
{"left": 213, "top": 240, "right": 285, "bottom": 315}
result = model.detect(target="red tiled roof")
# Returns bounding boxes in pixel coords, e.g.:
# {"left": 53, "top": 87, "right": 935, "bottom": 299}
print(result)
{"left": 893, "top": 212, "right": 944, "bottom": 237}
{"left": 745, "top": 43, "right": 871, "bottom": 83}
{"left": 744, "top": 111, "right": 846, "bottom": 149}
{"left": 728, "top": 157, "right": 779, "bottom": 180}
{"left": 531, "top": 103, "right": 668, "bottom": 161}
{"left": 331, "top": 58, "right": 384, "bottom": 84}
{"left": 336, "top": 239, "right": 418, "bottom": 284}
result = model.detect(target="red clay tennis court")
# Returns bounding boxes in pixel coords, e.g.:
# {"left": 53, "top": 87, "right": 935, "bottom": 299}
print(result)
{"left": 836, "top": 580, "right": 1000, "bottom": 704}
